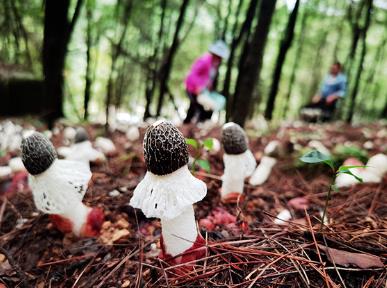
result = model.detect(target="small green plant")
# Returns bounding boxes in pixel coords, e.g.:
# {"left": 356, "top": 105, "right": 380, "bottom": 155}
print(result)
{"left": 186, "top": 138, "right": 214, "bottom": 173}
{"left": 299, "top": 150, "right": 365, "bottom": 229}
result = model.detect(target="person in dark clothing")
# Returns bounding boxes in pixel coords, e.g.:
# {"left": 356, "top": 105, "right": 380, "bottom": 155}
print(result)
{"left": 302, "top": 62, "right": 347, "bottom": 121}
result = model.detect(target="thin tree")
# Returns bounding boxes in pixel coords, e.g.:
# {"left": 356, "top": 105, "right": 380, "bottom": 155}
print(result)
{"left": 105, "top": 0, "right": 133, "bottom": 127}
{"left": 346, "top": 0, "right": 373, "bottom": 123}
{"left": 83, "top": 0, "right": 93, "bottom": 120}
{"left": 42, "top": 0, "right": 84, "bottom": 127}
{"left": 155, "top": 0, "right": 190, "bottom": 117}
{"left": 223, "top": 0, "right": 258, "bottom": 120}
{"left": 144, "top": 0, "right": 167, "bottom": 120}
{"left": 231, "top": 0, "right": 277, "bottom": 126}
{"left": 264, "top": 0, "right": 300, "bottom": 120}
{"left": 283, "top": 3, "right": 309, "bottom": 117}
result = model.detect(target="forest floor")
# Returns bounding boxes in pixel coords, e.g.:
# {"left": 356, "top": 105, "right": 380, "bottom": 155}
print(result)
{"left": 0, "top": 120, "right": 386, "bottom": 288}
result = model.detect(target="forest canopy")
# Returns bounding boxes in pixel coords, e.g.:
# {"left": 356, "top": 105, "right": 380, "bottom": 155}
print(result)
{"left": 0, "top": 0, "right": 386, "bottom": 125}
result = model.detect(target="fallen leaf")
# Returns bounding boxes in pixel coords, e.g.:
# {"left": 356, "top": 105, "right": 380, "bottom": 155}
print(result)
{"left": 288, "top": 197, "right": 309, "bottom": 210}
{"left": 318, "top": 244, "right": 383, "bottom": 269}
{"left": 121, "top": 279, "right": 130, "bottom": 287}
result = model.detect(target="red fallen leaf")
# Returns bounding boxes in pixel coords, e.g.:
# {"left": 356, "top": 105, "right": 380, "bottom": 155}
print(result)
{"left": 288, "top": 197, "right": 309, "bottom": 210}
{"left": 199, "top": 208, "right": 237, "bottom": 231}
{"left": 318, "top": 244, "right": 383, "bottom": 269}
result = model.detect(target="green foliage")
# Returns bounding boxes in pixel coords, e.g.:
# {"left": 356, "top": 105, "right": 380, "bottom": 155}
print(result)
{"left": 2, "top": 0, "right": 387, "bottom": 121}
{"left": 333, "top": 145, "right": 368, "bottom": 163}
{"left": 186, "top": 138, "right": 199, "bottom": 149}
{"left": 186, "top": 137, "right": 215, "bottom": 173}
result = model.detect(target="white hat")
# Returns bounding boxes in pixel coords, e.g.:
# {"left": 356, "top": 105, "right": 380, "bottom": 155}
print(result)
{"left": 209, "top": 40, "right": 229, "bottom": 59}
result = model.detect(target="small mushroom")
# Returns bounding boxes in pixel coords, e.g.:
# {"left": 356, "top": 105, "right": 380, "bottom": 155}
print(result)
{"left": 220, "top": 122, "right": 256, "bottom": 202}
{"left": 126, "top": 126, "right": 140, "bottom": 142}
{"left": 21, "top": 132, "right": 104, "bottom": 237}
{"left": 249, "top": 156, "right": 277, "bottom": 186}
{"left": 61, "top": 127, "right": 105, "bottom": 165}
{"left": 129, "top": 120, "right": 207, "bottom": 265}
{"left": 95, "top": 136, "right": 116, "bottom": 155}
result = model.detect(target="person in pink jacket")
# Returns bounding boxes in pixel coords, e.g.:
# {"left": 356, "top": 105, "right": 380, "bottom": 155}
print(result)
{"left": 184, "top": 40, "right": 229, "bottom": 124}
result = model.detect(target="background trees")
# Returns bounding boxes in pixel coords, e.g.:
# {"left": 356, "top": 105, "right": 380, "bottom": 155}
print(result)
{"left": 0, "top": 0, "right": 386, "bottom": 126}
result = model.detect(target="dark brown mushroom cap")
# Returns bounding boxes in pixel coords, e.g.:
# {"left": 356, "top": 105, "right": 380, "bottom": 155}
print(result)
{"left": 74, "top": 127, "right": 89, "bottom": 143}
{"left": 143, "top": 121, "right": 188, "bottom": 175}
{"left": 21, "top": 132, "right": 57, "bottom": 175}
{"left": 221, "top": 122, "right": 248, "bottom": 154}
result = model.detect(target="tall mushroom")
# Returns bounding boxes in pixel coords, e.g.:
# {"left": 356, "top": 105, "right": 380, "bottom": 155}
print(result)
{"left": 221, "top": 122, "right": 256, "bottom": 203}
{"left": 130, "top": 120, "right": 207, "bottom": 265}
{"left": 21, "top": 132, "right": 104, "bottom": 237}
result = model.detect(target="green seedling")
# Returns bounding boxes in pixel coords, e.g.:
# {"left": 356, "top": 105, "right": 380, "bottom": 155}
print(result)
{"left": 186, "top": 137, "right": 214, "bottom": 173}
{"left": 299, "top": 150, "right": 365, "bottom": 230}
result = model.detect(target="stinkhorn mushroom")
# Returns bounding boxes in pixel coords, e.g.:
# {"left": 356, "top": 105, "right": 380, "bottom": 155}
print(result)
{"left": 62, "top": 127, "right": 105, "bottom": 165}
{"left": 221, "top": 122, "right": 256, "bottom": 203}
{"left": 21, "top": 132, "right": 104, "bottom": 237}
{"left": 130, "top": 120, "right": 207, "bottom": 265}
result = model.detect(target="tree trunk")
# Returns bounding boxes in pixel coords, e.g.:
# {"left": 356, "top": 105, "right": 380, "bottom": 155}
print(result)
{"left": 155, "top": 0, "right": 190, "bottom": 117}
{"left": 223, "top": 0, "right": 256, "bottom": 120}
{"left": 212, "top": 0, "right": 233, "bottom": 91}
{"left": 43, "top": 0, "right": 83, "bottom": 128}
{"left": 360, "top": 20, "right": 386, "bottom": 111}
{"left": 231, "top": 0, "right": 277, "bottom": 126}
{"left": 283, "top": 4, "right": 308, "bottom": 118}
{"left": 144, "top": 0, "right": 167, "bottom": 120}
{"left": 344, "top": 0, "right": 366, "bottom": 79}
{"left": 346, "top": 0, "right": 373, "bottom": 123}
{"left": 382, "top": 97, "right": 387, "bottom": 119}
{"left": 264, "top": 0, "right": 300, "bottom": 120}
{"left": 105, "top": 0, "right": 132, "bottom": 127}
{"left": 83, "top": 1, "right": 92, "bottom": 120}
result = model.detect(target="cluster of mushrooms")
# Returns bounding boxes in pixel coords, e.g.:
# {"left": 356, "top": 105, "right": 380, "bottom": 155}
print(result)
{"left": 17, "top": 119, "right": 387, "bottom": 269}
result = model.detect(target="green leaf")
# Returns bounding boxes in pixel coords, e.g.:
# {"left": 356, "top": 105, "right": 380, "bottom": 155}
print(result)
{"left": 300, "top": 150, "right": 335, "bottom": 170}
{"left": 338, "top": 165, "right": 367, "bottom": 172}
{"left": 331, "top": 184, "right": 339, "bottom": 193}
{"left": 197, "top": 159, "right": 211, "bottom": 173}
{"left": 186, "top": 138, "right": 198, "bottom": 149}
{"left": 337, "top": 169, "right": 363, "bottom": 183}
{"left": 300, "top": 150, "right": 331, "bottom": 163}
{"left": 202, "top": 138, "right": 214, "bottom": 150}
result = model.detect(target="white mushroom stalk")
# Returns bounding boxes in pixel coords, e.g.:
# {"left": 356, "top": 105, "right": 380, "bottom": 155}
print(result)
{"left": 249, "top": 156, "right": 277, "bottom": 186}
{"left": 130, "top": 121, "right": 207, "bottom": 260}
{"left": 221, "top": 122, "right": 256, "bottom": 200}
{"left": 21, "top": 132, "right": 104, "bottom": 237}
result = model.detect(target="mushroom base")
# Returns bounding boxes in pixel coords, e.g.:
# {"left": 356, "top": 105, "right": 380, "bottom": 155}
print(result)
{"left": 159, "top": 234, "right": 206, "bottom": 272}
{"left": 49, "top": 205, "right": 104, "bottom": 237}
{"left": 220, "top": 191, "right": 246, "bottom": 204}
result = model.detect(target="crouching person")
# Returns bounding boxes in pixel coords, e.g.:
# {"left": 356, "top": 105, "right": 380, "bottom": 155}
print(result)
{"left": 301, "top": 62, "right": 347, "bottom": 122}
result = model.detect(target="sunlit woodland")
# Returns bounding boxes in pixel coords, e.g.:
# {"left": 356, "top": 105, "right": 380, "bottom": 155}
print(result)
{"left": 0, "top": 0, "right": 386, "bottom": 287}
